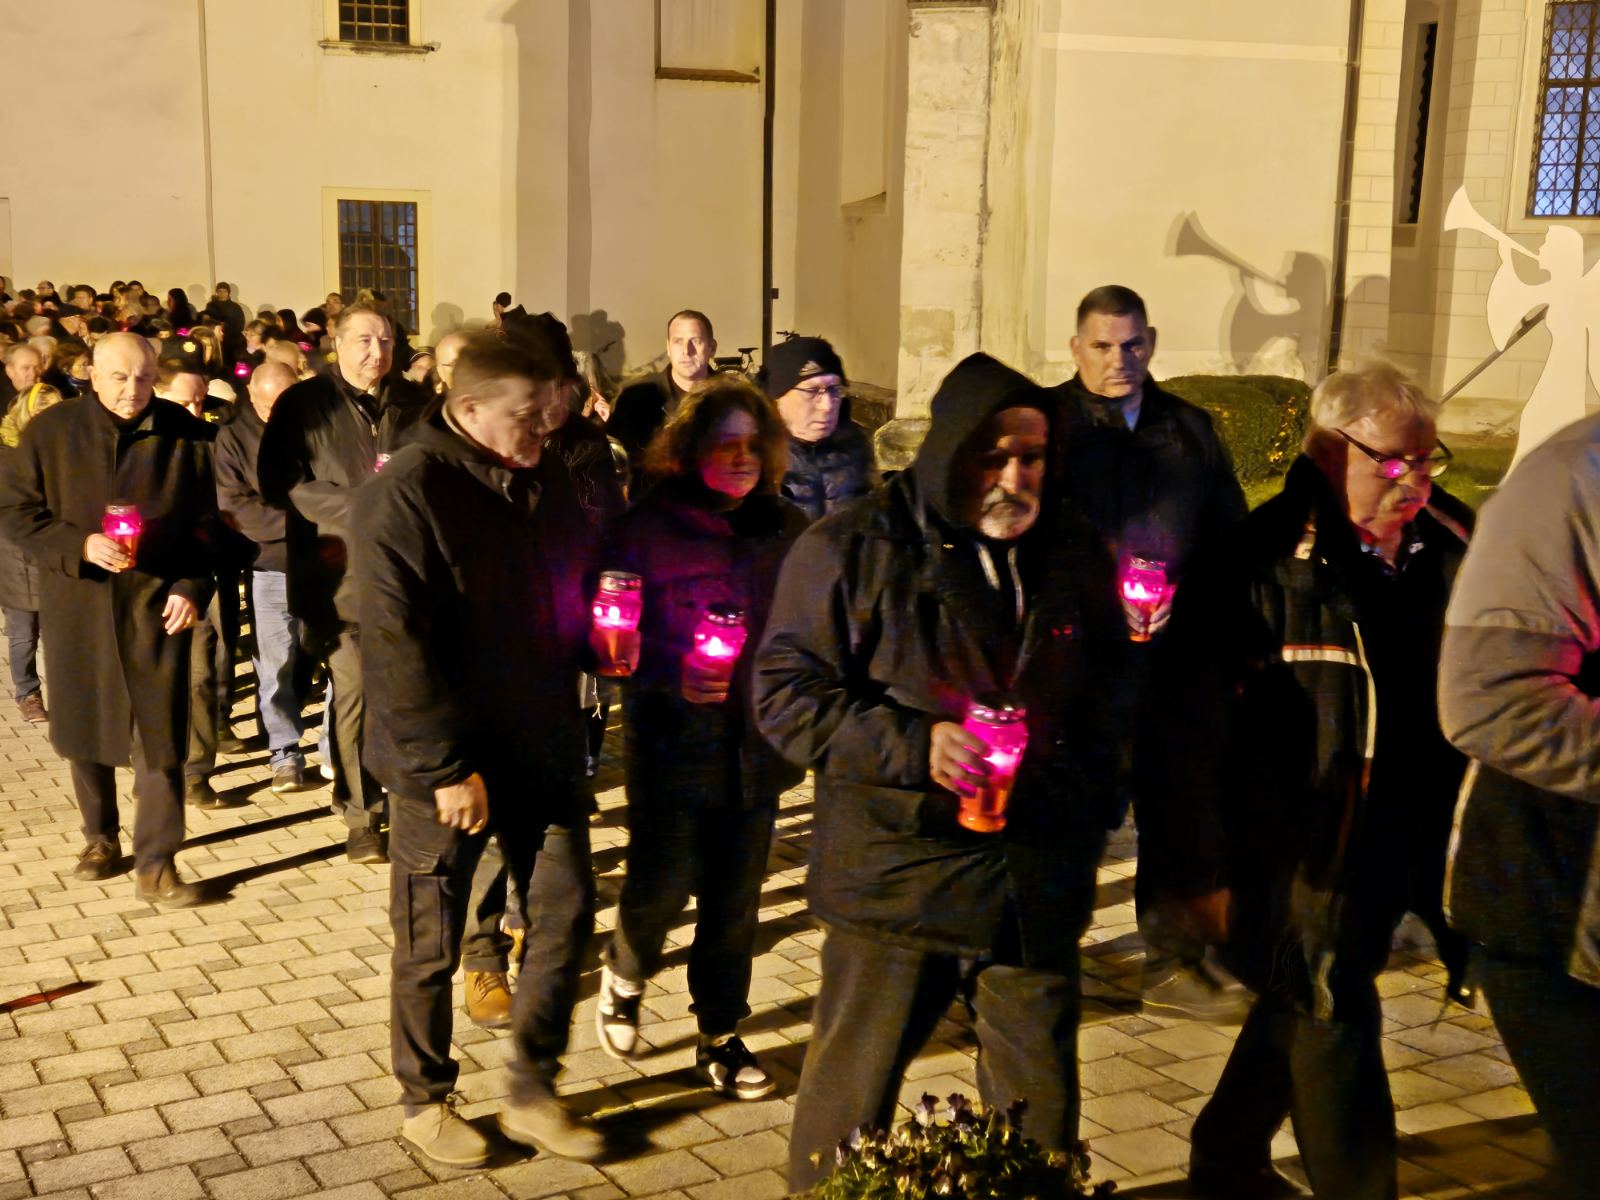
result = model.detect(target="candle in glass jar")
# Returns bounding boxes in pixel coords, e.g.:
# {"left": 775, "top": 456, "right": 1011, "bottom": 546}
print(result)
{"left": 958, "top": 695, "right": 1029, "bottom": 833}
{"left": 683, "top": 604, "right": 747, "bottom": 700}
{"left": 1118, "top": 556, "right": 1172, "bottom": 643}
{"left": 102, "top": 502, "right": 142, "bottom": 560}
{"left": 591, "top": 571, "right": 643, "bottom": 678}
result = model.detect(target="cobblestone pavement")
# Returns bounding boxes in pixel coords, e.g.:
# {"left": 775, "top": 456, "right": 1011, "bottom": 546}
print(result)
{"left": 0, "top": 691, "right": 1554, "bottom": 1199}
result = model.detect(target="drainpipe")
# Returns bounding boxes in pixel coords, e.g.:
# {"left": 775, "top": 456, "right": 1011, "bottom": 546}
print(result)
{"left": 761, "top": 0, "right": 777, "bottom": 356}
{"left": 1326, "top": 0, "right": 1366, "bottom": 375}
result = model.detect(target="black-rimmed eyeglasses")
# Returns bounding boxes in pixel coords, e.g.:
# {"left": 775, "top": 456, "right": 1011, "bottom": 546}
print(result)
{"left": 1337, "top": 429, "right": 1452, "bottom": 479}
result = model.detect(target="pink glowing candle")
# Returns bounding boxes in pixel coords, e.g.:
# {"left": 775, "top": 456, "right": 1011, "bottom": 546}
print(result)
{"left": 684, "top": 604, "right": 748, "bottom": 698}
{"left": 958, "top": 696, "right": 1029, "bottom": 833}
{"left": 233, "top": 361, "right": 250, "bottom": 379}
{"left": 1119, "top": 556, "right": 1172, "bottom": 643}
{"left": 374, "top": 453, "right": 391, "bottom": 473}
{"left": 591, "top": 571, "right": 643, "bottom": 678}
{"left": 102, "top": 502, "right": 142, "bottom": 560}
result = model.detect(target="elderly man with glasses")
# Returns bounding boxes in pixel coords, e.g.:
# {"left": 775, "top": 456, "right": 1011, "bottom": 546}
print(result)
{"left": 761, "top": 336, "right": 876, "bottom": 520}
{"left": 1139, "top": 361, "right": 1472, "bottom": 1200}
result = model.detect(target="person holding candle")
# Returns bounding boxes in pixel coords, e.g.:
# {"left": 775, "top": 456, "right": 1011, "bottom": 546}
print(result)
{"left": 1049, "top": 284, "right": 1252, "bottom": 1023}
{"left": 352, "top": 332, "right": 603, "bottom": 1167}
{"left": 754, "top": 352, "right": 1124, "bottom": 1193}
{"left": 591, "top": 375, "right": 807, "bottom": 1101}
{"left": 0, "top": 332, "right": 221, "bottom": 905}
{"left": 1147, "top": 362, "right": 1473, "bottom": 1199}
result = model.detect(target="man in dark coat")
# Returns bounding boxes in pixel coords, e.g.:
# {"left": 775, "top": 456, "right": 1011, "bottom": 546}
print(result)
{"left": 0, "top": 333, "right": 218, "bottom": 904}
{"left": 0, "top": 344, "right": 52, "bottom": 724}
{"left": 1438, "top": 412, "right": 1600, "bottom": 1200}
{"left": 755, "top": 353, "right": 1124, "bottom": 1193}
{"left": 761, "top": 335, "right": 877, "bottom": 520}
{"left": 1050, "top": 284, "right": 1251, "bottom": 1022}
{"left": 353, "top": 333, "right": 603, "bottom": 1168}
{"left": 215, "top": 361, "right": 312, "bottom": 795}
{"left": 203, "top": 282, "right": 247, "bottom": 367}
{"left": 258, "top": 301, "right": 427, "bottom": 863}
{"left": 605, "top": 309, "right": 715, "bottom": 466}
{"left": 1146, "top": 362, "right": 1472, "bottom": 1200}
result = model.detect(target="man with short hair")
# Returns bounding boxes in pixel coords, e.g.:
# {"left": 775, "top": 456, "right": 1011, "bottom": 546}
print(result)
{"left": 434, "top": 330, "right": 468, "bottom": 394}
{"left": 762, "top": 335, "right": 876, "bottom": 520}
{"left": 355, "top": 332, "right": 604, "bottom": 1167}
{"left": 606, "top": 309, "right": 715, "bottom": 465}
{"left": 758, "top": 353, "right": 1124, "bottom": 1193}
{"left": 215, "top": 361, "right": 311, "bottom": 795}
{"left": 1050, "top": 284, "right": 1250, "bottom": 1022}
{"left": 0, "top": 343, "right": 52, "bottom": 725}
{"left": 0, "top": 333, "right": 219, "bottom": 904}
{"left": 205, "top": 282, "right": 247, "bottom": 365}
{"left": 258, "top": 303, "right": 427, "bottom": 862}
{"left": 1151, "top": 362, "right": 1471, "bottom": 1200}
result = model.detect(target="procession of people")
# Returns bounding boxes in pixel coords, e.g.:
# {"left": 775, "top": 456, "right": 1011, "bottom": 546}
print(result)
{"left": 0, "top": 271, "right": 1593, "bottom": 1199}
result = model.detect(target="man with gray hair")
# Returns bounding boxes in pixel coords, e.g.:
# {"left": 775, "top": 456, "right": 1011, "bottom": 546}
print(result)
{"left": 1146, "top": 361, "right": 1472, "bottom": 1199}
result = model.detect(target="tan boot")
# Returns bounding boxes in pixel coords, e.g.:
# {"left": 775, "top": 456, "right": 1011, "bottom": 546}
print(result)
{"left": 465, "top": 969, "right": 513, "bottom": 1029}
{"left": 402, "top": 1103, "right": 492, "bottom": 1167}
{"left": 499, "top": 1094, "right": 606, "bottom": 1161}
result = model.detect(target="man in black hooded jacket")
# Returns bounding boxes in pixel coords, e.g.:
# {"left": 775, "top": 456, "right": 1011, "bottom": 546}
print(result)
{"left": 755, "top": 353, "right": 1123, "bottom": 1193}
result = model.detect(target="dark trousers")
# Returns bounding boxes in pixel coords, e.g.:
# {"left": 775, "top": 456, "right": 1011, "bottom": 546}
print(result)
{"left": 186, "top": 592, "right": 229, "bottom": 781}
{"left": 69, "top": 738, "right": 185, "bottom": 872}
{"left": 1478, "top": 954, "right": 1600, "bottom": 1199}
{"left": 388, "top": 790, "right": 594, "bottom": 1114}
{"left": 3, "top": 607, "right": 39, "bottom": 700}
{"left": 604, "top": 794, "right": 776, "bottom": 1037}
{"left": 1190, "top": 985, "right": 1396, "bottom": 1200}
{"left": 461, "top": 836, "right": 517, "bottom": 974}
{"left": 326, "top": 622, "right": 383, "bottom": 831}
{"left": 788, "top": 926, "right": 1083, "bottom": 1193}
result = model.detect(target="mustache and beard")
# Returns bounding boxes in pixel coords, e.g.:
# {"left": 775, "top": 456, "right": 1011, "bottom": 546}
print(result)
{"left": 975, "top": 485, "right": 1039, "bottom": 539}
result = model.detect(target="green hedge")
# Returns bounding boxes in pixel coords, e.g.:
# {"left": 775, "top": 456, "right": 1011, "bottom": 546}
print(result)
{"left": 1161, "top": 373, "right": 1310, "bottom": 486}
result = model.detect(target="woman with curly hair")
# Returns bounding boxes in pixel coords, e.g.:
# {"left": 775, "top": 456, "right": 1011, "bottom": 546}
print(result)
{"left": 592, "top": 374, "right": 807, "bottom": 1100}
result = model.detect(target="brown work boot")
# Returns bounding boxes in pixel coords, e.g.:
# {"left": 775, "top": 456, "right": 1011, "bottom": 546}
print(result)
{"left": 135, "top": 859, "right": 204, "bottom": 908}
{"left": 499, "top": 1094, "right": 606, "bottom": 1161}
{"left": 73, "top": 840, "right": 119, "bottom": 881}
{"left": 402, "top": 1101, "right": 493, "bottom": 1168}
{"left": 465, "top": 970, "right": 513, "bottom": 1029}
{"left": 17, "top": 692, "right": 46, "bottom": 724}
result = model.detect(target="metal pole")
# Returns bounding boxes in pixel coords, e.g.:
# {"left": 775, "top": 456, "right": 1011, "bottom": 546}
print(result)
{"left": 761, "top": 0, "right": 777, "bottom": 358}
{"left": 1439, "top": 305, "right": 1549, "bottom": 404}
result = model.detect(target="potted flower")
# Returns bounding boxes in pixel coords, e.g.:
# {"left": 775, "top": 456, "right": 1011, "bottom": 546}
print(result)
{"left": 793, "top": 1093, "right": 1116, "bottom": 1198}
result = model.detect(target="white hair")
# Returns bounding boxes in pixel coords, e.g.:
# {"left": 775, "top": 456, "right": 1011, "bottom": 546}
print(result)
{"left": 1306, "top": 360, "right": 1440, "bottom": 442}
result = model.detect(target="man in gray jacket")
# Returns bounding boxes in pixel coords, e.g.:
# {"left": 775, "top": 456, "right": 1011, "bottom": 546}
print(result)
{"left": 1439, "top": 413, "right": 1600, "bottom": 1200}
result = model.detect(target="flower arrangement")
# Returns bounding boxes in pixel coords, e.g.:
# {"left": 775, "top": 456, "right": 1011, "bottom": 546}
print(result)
{"left": 795, "top": 1093, "right": 1116, "bottom": 1199}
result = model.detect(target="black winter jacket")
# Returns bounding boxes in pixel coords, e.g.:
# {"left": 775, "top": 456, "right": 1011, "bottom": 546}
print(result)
{"left": 351, "top": 416, "right": 600, "bottom": 816}
{"left": 1440, "top": 413, "right": 1600, "bottom": 986}
{"left": 257, "top": 370, "right": 428, "bottom": 634}
{"left": 0, "top": 396, "right": 219, "bottom": 768}
{"left": 1146, "top": 457, "right": 1474, "bottom": 1018}
{"left": 606, "top": 476, "right": 807, "bottom": 807}
{"left": 213, "top": 402, "right": 287, "bottom": 573}
{"left": 780, "top": 414, "right": 877, "bottom": 522}
{"left": 754, "top": 354, "right": 1123, "bottom": 969}
{"left": 1049, "top": 375, "right": 1246, "bottom": 580}
{"left": 606, "top": 371, "right": 683, "bottom": 468}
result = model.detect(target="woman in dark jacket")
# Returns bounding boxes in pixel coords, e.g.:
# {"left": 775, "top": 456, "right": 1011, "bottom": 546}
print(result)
{"left": 593, "top": 376, "right": 807, "bottom": 1101}
{"left": 165, "top": 288, "right": 199, "bottom": 330}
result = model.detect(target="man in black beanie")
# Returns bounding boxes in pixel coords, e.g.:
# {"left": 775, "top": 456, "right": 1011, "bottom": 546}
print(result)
{"left": 760, "top": 336, "right": 876, "bottom": 521}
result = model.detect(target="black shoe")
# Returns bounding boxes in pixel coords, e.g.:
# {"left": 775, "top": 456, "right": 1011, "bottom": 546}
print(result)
{"left": 186, "top": 777, "right": 243, "bottom": 810}
{"left": 346, "top": 828, "right": 388, "bottom": 864}
{"left": 135, "top": 860, "right": 204, "bottom": 908}
{"left": 695, "top": 1034, "right": 775, "bottom": 1100}
{"left": 1189, "top": 1161, "right": 1305, "bottom": 1200}
{"left": 270, "top": 761, "right": 310, "bottom": 794}
{"left": 73, "top": 840, "right": 119, "bottom": 881}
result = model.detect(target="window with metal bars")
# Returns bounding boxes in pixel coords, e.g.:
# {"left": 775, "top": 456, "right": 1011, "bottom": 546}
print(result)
{"left": 338, "top": 1, "right": 410, "bottom": 45}
{"left": 1532, "top": 1, "right": 1600, "bottom": 216}
{"left": 337, "top": 199, "right": 418, "bottom": 333}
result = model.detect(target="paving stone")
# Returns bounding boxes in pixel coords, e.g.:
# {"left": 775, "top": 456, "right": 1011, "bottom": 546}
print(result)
{"left": 686, "top": 1170, "right": 789, "bottom": 1200}
{"left": 26, "top": 1146, "right": 132, "bottom": 1192}
{"left": 493, "top": 1155, "right": 609, "bottom": 1198}
{"left": 126, "top": 1128, "right": 232, "bottom": 1171}
{"left": 0, "top": 1112, "right": 62, "bottom": 1152}
{"left": 93, "top": 1165, "right": 204, "bottom": 1200}
{"left": 159, "top": 1090, "right": 262, "bottom": 1132}
{"left": 205, "top": 1160, "right": 318, "bottom": 1200}
{"left": 61, "top": 1109, "right": 166, "bottom": 1152}
{"left": 101, "top": 1075, "right": 198, "bottom": 1114}
{"left": 601, "top": 1149, "right": 720, "bottom": 1194}
{"left": 304, "top": 1140, "right": 415, "bottom": 1187}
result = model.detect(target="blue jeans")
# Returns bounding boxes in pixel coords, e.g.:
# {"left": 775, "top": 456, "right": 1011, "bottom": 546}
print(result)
{"left": 4, "top": 607, "right": 40, "bottom": 700}
{"left": 250, "top": 570, "right": 305, "bottom": 767}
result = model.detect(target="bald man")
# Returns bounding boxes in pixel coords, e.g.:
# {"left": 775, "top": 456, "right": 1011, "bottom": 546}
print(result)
{"left": 434, "top": 329, "right": 469, "bottom": 393}
{"left": 215, "top": 361, "right": 312, "bottom": 794}
{"left": 0, "top": 333, "right": 220, "bottom": 904}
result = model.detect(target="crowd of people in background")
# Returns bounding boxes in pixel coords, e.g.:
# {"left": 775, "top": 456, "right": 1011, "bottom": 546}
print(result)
{"left": 0, "top": 269, "right": 1597, "bottom": 1200}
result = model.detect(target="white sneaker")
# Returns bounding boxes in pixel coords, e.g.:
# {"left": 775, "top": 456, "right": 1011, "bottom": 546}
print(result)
{"left": 595, "top": 963, "right": 643, "bottom": 1060}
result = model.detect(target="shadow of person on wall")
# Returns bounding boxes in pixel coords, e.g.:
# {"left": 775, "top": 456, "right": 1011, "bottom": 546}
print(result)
{"left": 569, "top": 309, "right": 627, "bottom": 391}
{"left": 427, "top": 302, "right": 464, "bottom": 347}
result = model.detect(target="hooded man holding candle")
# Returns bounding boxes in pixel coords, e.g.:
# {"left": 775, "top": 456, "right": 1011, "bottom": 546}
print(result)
{"left": 754, "top": 352, "right": 1124, "bottom": 1194}
{"left": 0, "top": 332, "right": 220, "bottom": 905}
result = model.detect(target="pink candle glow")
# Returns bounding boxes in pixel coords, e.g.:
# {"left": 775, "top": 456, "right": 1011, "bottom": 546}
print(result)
{"left": 684, "top": 604, "right": 748, "bottom": 698}
{"left": 233, "top": 361, "right": 250, "bottom": 379}
{"left": 102, "top": 502, "right": 142, "bottom": 560}
{"left": 592, "top": 571, "right": 643, "bottom": 677}
{"left": 374, "top": 453, "right": 391, "bottom": 473}
{"left": 1118, "top": 556, "right": 1172, "bottom": 643}
{"left": 958, "top": 696, "right": 1029, "bottom": 833}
